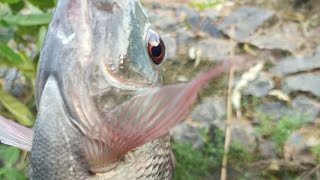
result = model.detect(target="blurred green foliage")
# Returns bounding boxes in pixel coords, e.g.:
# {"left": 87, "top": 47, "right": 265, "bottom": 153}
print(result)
{"left": 255, "top": 113, "right": 305, "bottom": 152}
{"left": 0, "top": 0, "right": 54, "bottom": 179}
{"left": 172, "top": 128, "right": 225, "bottom": 180}
{"left": 189, "top": 0, "right": 222, "bottom": 10}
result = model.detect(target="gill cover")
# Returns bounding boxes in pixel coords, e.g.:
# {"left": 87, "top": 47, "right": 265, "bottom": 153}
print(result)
{"left": 35, "top": 0, "right": 245, "bottom": 172}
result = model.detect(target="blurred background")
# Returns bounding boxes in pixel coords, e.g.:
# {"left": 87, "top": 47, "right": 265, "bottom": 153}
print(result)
{"left": 0, "top": 0, "right": 319, "bottom": 179}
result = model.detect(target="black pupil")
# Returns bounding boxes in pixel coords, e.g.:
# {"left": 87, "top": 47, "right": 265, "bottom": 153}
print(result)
{"left": 151, "top": 44, "right": 162, "bottom": 57}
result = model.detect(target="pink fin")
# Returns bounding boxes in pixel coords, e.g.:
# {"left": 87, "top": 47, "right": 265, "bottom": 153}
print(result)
{"left": 85, "top": 57, "right": 250, "bottom": 171}
{"left": 0, "top": 116, "right": 33, "bottom": 151}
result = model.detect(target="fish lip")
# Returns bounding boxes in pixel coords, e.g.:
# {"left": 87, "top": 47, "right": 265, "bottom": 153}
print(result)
{"left": 102, "top": 68, "right": 160, "bottom": 92}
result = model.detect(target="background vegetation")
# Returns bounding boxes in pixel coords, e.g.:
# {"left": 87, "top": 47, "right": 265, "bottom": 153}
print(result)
{"left": 0, "top": 0, "right": 55, "bottom": 179}
{"left": 0, "top": 0, "right": 319, "bottom": 180}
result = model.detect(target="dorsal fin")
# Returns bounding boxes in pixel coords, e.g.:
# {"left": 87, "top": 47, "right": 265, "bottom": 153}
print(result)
{"left": 83, "top": 60, "right": 245, "bottom": 172}
{"left": 0, "top": 116, "right": 33, "bottom": 151}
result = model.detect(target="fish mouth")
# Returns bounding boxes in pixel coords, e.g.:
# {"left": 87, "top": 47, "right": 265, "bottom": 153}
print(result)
{"left": 101, "top": 64, "right": 161, "bottom": 92}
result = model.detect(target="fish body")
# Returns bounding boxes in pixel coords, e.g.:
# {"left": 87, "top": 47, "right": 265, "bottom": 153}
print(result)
{"left": 0, "top": 0, "right": 240, "bottom": 179}
{"left": 31, "top": 0, "right": 172, "bottom": 179}
{"left": 31, "top": 77, "right": 173, "bottom": 180}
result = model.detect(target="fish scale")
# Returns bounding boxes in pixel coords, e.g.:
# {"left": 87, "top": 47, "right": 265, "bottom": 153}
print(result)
{"left": 0, "top": 0, "right": 240, "bottom": 178}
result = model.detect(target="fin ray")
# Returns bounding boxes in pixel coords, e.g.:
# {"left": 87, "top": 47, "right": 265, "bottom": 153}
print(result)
{"left": 83, "top": 57, "right": 252, "bottom": 172}
{"left": 0, "top": 116, "right": 33, "bottom": 151}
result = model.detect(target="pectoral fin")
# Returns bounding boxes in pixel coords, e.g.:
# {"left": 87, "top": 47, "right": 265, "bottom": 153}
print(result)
{"left": 0, "top": 116, "right": 33, "bottom": 151}
{"left": 84, "top": 59, "right": 245, "bottom": 171}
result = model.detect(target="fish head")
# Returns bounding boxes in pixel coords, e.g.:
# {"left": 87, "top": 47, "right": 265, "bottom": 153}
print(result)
{"left": 35, "top": 0, "right": 167, "bottom": 119}
{"left": 89, "top": 0, "right": 166, "bottom": 90}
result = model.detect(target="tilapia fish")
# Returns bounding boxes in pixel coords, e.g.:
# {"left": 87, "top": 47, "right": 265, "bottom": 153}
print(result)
{"left": 0, "top": 0, "right": 239, "bottom": 179}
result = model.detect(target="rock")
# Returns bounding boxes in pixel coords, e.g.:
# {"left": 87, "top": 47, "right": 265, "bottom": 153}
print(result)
{"left": 230, "top": 120, "right": 257, "bottom": 153}
{"left": 201, "top": 9, "right": 220, "bottom": 20}
{"left": 162, "top": 34, "right": 177, "bottom": 60}
{"left": 200, "top": 17, "right": 223, "bottom": 38}
{"left": 259, "top": 139, "right": 277, "bottom": 158}
{"left": 148, "top": 9, "right": 179, "bottom": 31}
{"left": 256, "top": 101, "right": 288, "bottom": 121}
{"left": 176, "top": 28, "right": 196, "bottom": 56}
{"left": 0, "top": 27, "right": 14, "bottom": 42}
{"left": 243, "top": 73, "right": 274, "bottom": 97}
{"left": 188, "top": 12, "right": 201, "bottom": 32}
{"left": 191, "top": 97, "right": 226, "bottom": 130}
{"left": 245, "top": 22, "right": 303, "bottom": 53}
{"left": 271, "top": 48, "right": 320, "bottom": 76}
{"left": 190, "top": 38, "right": 237, "bottom": 62}
{"left": 172, "top": 97, "right": 227, "bottom": 149}
{"left": 291, "top": 95, "right": 320, "bottom": 123}
{"left": 3, "top": 68, "right": 18, "bottom": 92}
{"left": 0, "top": 67, "right": 25, "bottom": 97}
{"left": 218, "top": 6, "right": 275, "bottom": 41}
{"left": 281, "top": 73, "right": 320, "bottom": 97}
{"left": 284, "top": 129, "right": 320, "bottom": 164}
{"left": 0, "top": 66, "right": 7, "bottom": 78}
{"left": 175, "top": 4, "right": 199, "bottom": 25}
{"left": 171, "top": 123, "right": 203, "bottom": 149}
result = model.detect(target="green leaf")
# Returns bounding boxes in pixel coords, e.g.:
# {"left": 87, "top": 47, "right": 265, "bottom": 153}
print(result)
{"left": 3, "top": 167, "right": 26, "bottom": 180}
{"left": 0, "top": 145, "right": 20, "bottom": 166}
{"left": 0, "top": 3, "right": 12, "bottom": 19}
{"left": 28, "top": 0, "right": 55, "bottom": 9}
{"left": 2, "top": 13, "right": 52, "bottom": 26}
{"left": 0, "top": 43, "right": 24, "bottom": 65}
{"left": 37, "top": 26, "right": 47, "bottom": 51}
{"left": 0, "top": 0, "right": 21, "bottom": 4}
{"left": 0, "top": 90, "right": 34, "bottom": 126}
{"left": 0, "top": 43, "right": 36, "bottom": 78}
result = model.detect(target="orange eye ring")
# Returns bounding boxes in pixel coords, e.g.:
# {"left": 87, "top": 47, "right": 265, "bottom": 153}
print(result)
{"left": 147, "top": 38, "right": 165, "bottom": 65}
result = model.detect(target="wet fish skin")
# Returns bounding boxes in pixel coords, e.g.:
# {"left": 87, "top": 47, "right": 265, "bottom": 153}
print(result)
{"left": 0, "top": 0, "right": 242, "bottom": 179}
{"left": 31, "top": 0, "right": 173, "bottom": 179}
{"left": 30, "top": 77, "right": 173, "bottom": 180}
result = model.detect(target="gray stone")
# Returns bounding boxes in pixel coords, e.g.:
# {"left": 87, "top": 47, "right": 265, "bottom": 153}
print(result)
{"left": 3, "top": 68, "right": 18, "bottom": 92}
{"left": 0, "top": 27, "right": 14, "bottom": 42}
{"left": 171, "top": 123, "right": 203, "bottom": 149}
{"left": 161, "top": 34, "right": 177, "bottom": 60}
{"left": 175, "top": 4, "right": 202, "bottom": 32}
{"left": 256, "top": 101, "right": 288, "bottom": 121}
{"left": 218, "top": 6, "right": 275, "bottom": 41}
{"left": 245, "top": 22, "right": 303, "bottom": 52}
{"left": 271, "top": 48, "right": 320, "bottom": 76}
{"left": 148, "top": 9, "right": 179, "bottom": 31}
{"left": 291, "top": 95, "right": 320, "bottom": 123}
{"left": 259, "top": 139, "right": 277, "bottom": 158}
{"left": 176, "top": 28, "right": 196, "bottom": 55}
{"left": 191, "top": 38, "right": 237, "bottom": 62}
{"left": 284, "top": 131, "right": 319, "bottom": 164}
{"left": 171, "top": 97, "right": 227, "bottom": 149}
{"left": 230, "top": 121, "right": 257, "bottom": 153}
{"left": 201, "top": 9, "right": 220, "bottom": 20}
{"left": 316, "top": 46, "right": 320, "bottom": 54}
{"left": 0, "top": 68, "right": 25, "bottom": 96}
{"left": 281, "top": 73, "right": 320, "bottom": 97}
{"left": 188, "top": 13, "right": 201, "bottom": 32}
{"left": 243, "top": 73, "right": 274, "bottom": 97}
{"left": 191, "top": 97, "right": 226, "bottom": 130}
{"left": 0, "top": 66, "right": 7, "bottom": 78}
{"left": 200, "top": 17, "right": 223, "bottom": 38}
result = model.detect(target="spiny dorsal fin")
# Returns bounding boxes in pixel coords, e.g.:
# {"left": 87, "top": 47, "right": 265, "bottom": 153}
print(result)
{"left": 84, "top": 59, "right": 247, "bottom": 172}
{"left": 0, "top": 116, "right": 33, "bottom": 151}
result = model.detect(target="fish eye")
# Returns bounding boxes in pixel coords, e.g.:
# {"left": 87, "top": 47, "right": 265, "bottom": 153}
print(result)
{"left": 146, "top": 29, "right": 165, "bottom": 65}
